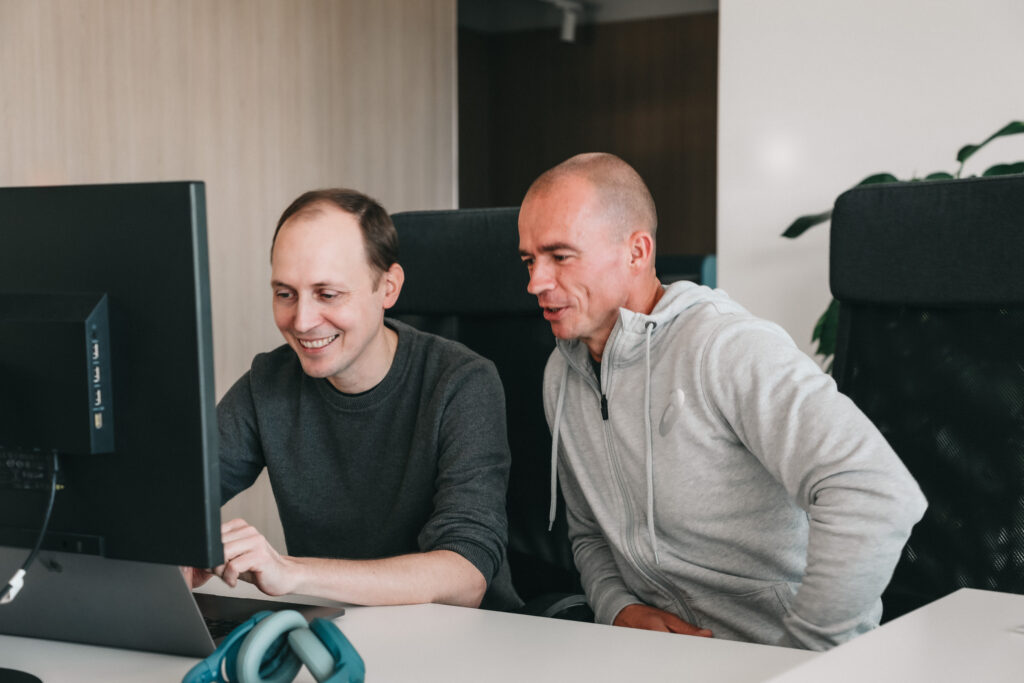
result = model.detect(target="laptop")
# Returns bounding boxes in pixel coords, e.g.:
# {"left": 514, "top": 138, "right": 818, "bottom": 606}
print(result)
{"left": 0, "top": 547, "right": 345, "bottom": 657}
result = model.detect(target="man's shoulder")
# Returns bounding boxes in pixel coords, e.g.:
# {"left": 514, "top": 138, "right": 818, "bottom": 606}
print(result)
{"left": 390, "top": 318, "right": 495, "bottom": 373}
{"left": 387, "top": 319, "right": 506, "bottom": 418}
{"left": 246, "top": 344, "right": 305, "bottom": 392}
{"left": 217, "top": 345, "right": 301, "bottom": 419}
{"left": 657, "top": 286, "right": 791, "bottom": 351}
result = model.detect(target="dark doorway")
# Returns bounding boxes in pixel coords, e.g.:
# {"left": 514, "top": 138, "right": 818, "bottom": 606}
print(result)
{"left": 458, "top": 0, "right": 718, "bottom": 256}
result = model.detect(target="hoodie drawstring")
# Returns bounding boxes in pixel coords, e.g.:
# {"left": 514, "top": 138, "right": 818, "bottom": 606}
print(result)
{"left": 644, "top": 320, "right": 660, "bottom": 564}
{"left": 548, "top": 362, "right": 569, "bottom": 531}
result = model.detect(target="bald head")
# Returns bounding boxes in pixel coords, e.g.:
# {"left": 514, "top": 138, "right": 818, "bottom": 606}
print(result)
{"left": 524, "top": 153, "right": 658, "bottom": 243}
{"left": 518, "top": 153, "right": 664, "bottom": 358}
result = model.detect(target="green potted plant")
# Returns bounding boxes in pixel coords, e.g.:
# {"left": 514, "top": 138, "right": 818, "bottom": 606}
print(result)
{"left": 782, "top": 120, "right": 1024, "bottom": 370}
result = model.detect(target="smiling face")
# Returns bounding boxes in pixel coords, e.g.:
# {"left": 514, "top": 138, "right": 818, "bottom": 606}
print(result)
{"left": 518, "top": 175, "right": 637, "bottom": 360}
{"left": 270, "top": 203, "right": 403, "bottom": 393}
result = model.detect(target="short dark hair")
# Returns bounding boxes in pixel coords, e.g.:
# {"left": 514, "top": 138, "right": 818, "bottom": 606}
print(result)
{"left": 271, "top": 188, "right": 399, "bottom": 277}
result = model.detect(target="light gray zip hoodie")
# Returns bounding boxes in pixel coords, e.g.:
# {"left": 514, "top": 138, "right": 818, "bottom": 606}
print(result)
{"left": 544, "top": 281, "right": 927, "bottom": 650}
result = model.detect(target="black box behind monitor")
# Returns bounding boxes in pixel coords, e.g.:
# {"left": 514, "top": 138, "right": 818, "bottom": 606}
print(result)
{"left": 0, "top": 292, "right": 113, "bottom": 455}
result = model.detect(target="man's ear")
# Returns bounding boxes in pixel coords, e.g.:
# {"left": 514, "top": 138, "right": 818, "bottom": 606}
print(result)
{"left": 627, "top": 230, "right": 655, "bottom": 269}
{"left": 381, "top": 263, "right": 405, "bottom": 309}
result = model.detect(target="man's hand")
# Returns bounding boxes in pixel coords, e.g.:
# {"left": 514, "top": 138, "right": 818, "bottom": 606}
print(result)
{"left": 613, "top": 603, "right": 713, "bottom": 637}
{"left": 214, "top": 518, "right": 298, "bottom": 596}
{"left": 181, "top": 565, "right": 215, "bottom": 590}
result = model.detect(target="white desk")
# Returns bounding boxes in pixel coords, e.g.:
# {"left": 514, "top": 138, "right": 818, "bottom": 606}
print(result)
{"left": 766, "top": 588, "right": 1024, "bottom": 683}
{"left": 0, "top": 582, "right": 814, "bottom": 682}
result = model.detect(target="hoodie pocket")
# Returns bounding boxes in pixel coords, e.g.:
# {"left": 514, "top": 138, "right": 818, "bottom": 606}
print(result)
{"left": 686, "top": 583, "right": 793, "bottom": 643}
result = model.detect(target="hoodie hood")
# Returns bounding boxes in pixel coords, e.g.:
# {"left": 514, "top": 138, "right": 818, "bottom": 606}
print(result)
{"left": 554, "top": 281, "right": 744, "bottom": 371}
{"left": 611, "top": 281, "right": 746, "bottom": 366}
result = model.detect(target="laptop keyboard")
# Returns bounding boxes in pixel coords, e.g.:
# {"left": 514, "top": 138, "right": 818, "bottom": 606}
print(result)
{"left": 203, "top": 616, "right": 245, "bottom": 640}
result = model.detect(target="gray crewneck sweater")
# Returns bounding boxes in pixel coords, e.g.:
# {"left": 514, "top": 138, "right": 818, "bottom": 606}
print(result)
{"left": 218, "top": 319, "right": 521, "bottom": 611}
{"left": 544, "top": 282, "right": 927, "bottom": 649}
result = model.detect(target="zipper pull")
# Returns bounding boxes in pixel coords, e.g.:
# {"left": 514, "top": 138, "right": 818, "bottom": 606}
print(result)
{"left": 600, "top": 393, "right": 609, "bottom": 420}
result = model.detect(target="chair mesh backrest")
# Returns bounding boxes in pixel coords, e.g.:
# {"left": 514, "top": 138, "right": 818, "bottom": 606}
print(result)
{"left": 831, "top": 175, "right": 1024, "bottom": 620}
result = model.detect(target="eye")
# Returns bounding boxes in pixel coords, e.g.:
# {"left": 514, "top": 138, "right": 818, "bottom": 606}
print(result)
{"left": 274, "top": 289, "right": 294, "bottom": 301}
{"left": 317, "top": 289, "right": 342, "bottom": 302}
{"left": 552, "top": 253, "right": 571, "bottom": 263}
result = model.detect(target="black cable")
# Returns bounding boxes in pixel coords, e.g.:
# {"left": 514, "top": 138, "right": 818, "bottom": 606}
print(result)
{"left": 0, "top": 451, "right": 59, "bottom": 604}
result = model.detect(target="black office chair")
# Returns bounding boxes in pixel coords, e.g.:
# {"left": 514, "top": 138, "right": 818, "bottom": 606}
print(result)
{"left": 389, "top": 207, "right": 583, "bottom": 618}
{"left": 390, "top": 207, "right": 717, "bottom": 619}
{"left": 830, "top": 175, "right": 1024, "bottom": 621}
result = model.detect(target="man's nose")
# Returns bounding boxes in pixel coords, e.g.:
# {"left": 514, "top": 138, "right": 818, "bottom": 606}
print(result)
{"left": 526, "top": 264, "right": 553, "bottom": 297}
{"left": 293, "top": 296, "right": 322, "bottom": 332}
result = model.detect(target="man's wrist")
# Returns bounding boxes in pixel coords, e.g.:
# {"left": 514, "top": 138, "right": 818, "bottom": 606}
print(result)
{"left": 281, "top": 555, "right": 313, "bottom": 595}
{"left": 597, "top": 591, "right": 642, "bottom": 625}
{"left": 612, "top": 603, "right": 644, "bottom": 625}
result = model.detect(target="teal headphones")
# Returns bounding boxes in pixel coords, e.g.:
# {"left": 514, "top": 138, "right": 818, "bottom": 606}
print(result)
{"left": 182, "top": 610, "right": 365, "bottom": 683}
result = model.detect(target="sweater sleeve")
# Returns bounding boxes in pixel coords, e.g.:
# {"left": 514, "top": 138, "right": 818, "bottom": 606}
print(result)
{"left": 216, "top": 371, "right": 267, "bottom": 505}
{"left": 701, "top": 318, "right": 927, "bottom": 649}
{"left": 416, "top": 358, "right": 512, "bottom": 590}
{"left": 544, "top": 354, "right": 639, "bottom": 625}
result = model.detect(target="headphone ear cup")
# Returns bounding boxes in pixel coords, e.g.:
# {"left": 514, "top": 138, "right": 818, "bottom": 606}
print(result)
{"left": 287, "top": 629, "right": 335, "bottom": 682}
{"left": 308, "top": 618, "right": 365, "bottom": 682}
{"left": 182, "top": 610, "right": 274, "bottom": 683}
{"left": 236, "top": 610, "right": 308, "bottom": 683}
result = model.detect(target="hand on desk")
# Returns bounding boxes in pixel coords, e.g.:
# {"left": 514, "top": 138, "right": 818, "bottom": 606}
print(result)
{"left": 184, "top": 517, "right": 486, "bottom": 607}
{"left": 613, "top": 604, "right": 713, "bottom": 638}
{"left": 180, "top": 518, "right": 292, "bottom": 594}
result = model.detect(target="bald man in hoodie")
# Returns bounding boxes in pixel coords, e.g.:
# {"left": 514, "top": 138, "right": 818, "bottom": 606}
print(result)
{"left": 517, "top": 153, "right": 927, "bottom": 650}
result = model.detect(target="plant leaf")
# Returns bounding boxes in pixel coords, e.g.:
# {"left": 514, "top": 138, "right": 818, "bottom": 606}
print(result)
{"left": 811, "top": 298, "right": 840, "bottom": 367}
{"left": 857, "top": 173, "right": 899, "bottom": 186}
{"left": 924, "top": 171, "right": 955, "bottom": 180}
{"left": 781, "top": 174, "right": 899, "bottom": 238}
{"left": 982, "top": 161, "right": 1024, "bottom": 176}
{"left": 782, "top": 210, "right": 832, "bottom": 238}
{"left": 956, "top": 121, "right": 1024, "bottom": 167}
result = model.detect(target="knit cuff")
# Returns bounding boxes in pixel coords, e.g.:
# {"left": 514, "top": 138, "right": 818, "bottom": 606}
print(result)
{"left": 433, "top": 540, "right": 499, "bottom": 585}
{"left": 594, "top": 587, "right": 642, "bottom": 626}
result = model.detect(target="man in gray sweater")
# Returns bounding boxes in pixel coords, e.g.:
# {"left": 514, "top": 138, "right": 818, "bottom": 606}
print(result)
{"left": 517, "top": 153, "right": 926, "bottom": 649}
{"left": 188, "top": 188, "right": 520, "bottom": 611}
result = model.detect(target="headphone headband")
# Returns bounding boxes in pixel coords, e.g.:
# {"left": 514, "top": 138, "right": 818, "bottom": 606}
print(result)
{"left": 182, "top": 609, "right": 364, "bottom": 683}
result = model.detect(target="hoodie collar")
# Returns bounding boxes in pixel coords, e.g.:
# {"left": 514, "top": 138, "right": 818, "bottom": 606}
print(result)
{"left": 556, "top": 280, "right": 727, "bottom": 368}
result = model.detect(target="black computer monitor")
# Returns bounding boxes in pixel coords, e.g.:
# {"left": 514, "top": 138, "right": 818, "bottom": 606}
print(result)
{"left": 0, "top": 181, "right": 222, "bottom": 569}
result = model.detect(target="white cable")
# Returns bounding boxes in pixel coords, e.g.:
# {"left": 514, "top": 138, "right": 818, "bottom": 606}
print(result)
{"left": 1, "top": 569, "right": 26, "bottom": 605}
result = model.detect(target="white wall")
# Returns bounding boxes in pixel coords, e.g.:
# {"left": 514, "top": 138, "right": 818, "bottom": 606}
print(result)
{"left": 718, "top": 0, "right": 1024, "bottom": 359}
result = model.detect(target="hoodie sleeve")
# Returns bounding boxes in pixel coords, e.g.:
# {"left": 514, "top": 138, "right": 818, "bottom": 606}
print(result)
{"left": 558, "top": 456, "right": 642, "bottom": 624}
{"left": 543, "top": 353, "right": 640, "bottom": 625}
{"left": 701, "top": 317, "right": 927, "bottom": 650}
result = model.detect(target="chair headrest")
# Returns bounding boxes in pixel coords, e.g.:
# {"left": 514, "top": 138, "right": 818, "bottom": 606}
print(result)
{"left": 391, "top": 208, "right": 538, "bottom": 315}
{"left": 831, "top": 175, "right": 1024, "bottom": 306}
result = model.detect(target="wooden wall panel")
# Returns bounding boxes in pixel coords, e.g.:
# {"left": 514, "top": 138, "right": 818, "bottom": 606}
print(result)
{"left": 460, "top": 13, "right": 717, "bottom": 255}
{"left": 1, "top": 0, "right": 457, "bottom": 552}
